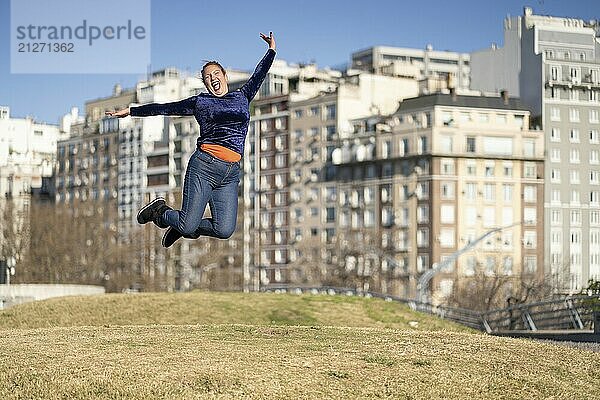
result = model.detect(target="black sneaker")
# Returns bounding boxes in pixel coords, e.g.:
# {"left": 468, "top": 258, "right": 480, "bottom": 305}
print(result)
{"left": 162, "top": 227, "right": 183, "bottom": 248}
{"left": 153, "top": 204, "right": 173, "bottom": 229}
{"left": 137, "top": 197, "right": 166, "bottom": 225}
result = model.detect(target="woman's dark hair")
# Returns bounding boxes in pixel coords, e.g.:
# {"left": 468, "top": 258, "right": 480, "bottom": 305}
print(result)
{"left": 201, "top": 61, "right": 226, "bottom": 81}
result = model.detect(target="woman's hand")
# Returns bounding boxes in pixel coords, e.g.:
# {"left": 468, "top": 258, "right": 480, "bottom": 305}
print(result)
{"left": 105, "top": 107, "right": 130, "bottom": 118}
{"left": 260, "top": 31, "right": 276, "bottom": 51}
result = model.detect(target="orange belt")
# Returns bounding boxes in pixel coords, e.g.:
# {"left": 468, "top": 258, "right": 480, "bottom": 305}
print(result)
{"left": 200, "top": 144, "right": 241, "bottom": 162}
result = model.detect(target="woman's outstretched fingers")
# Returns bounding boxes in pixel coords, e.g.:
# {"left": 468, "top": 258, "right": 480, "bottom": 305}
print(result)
{"left": 105, "top": 108, "right": 130, "bottom": 118}
{"left": 260, "top": 31, "right": 276, "bottom": 50}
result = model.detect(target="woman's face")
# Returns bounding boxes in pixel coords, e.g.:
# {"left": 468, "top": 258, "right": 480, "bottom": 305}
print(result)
{"left": 203, "top": 65, "right": 228, "bottom": 97}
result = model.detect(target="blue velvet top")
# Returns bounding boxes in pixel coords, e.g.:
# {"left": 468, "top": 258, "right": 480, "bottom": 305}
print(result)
{"left": 130, "top": 48, "right": 276, "bottom": 156}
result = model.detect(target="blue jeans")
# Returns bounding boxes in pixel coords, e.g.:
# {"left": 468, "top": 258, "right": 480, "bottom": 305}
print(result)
{"left": 160, "top": 149, "right": 241, "bottom": 239}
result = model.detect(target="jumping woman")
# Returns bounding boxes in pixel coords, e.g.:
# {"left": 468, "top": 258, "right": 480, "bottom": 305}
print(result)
{"left": 107, "top": 32, "right": 276, "bottom": 248}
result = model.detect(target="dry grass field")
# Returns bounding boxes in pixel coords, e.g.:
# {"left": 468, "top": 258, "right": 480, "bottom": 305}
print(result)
{"left": 1, "top": 292, "right": 599, "bottom": 399}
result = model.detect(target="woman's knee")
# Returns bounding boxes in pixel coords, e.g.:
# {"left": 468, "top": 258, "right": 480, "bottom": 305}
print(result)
{"left": 215, "top": 223, "right": 236, "bottom": 239}
{"left": 179, "top": 221, "right": 200, "bottom": 237}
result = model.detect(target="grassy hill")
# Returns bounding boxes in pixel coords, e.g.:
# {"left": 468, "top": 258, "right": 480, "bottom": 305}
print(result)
{"left": 1, "top": 292, "right": 599, "bottom": 399}
{"left": 0, "top": 291, "right": 472, "bottom": 331}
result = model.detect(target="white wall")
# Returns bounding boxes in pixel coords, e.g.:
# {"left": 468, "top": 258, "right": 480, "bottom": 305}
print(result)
{"left": 470, "top": 16, "right": 522, "bottom": 96}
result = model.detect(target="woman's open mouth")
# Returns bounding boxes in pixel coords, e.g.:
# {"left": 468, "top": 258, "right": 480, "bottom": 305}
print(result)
{"left": 211, "top": 80, "right": 221, "bottom": 91}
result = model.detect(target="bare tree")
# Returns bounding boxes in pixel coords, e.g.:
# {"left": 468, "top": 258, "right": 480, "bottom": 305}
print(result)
{"left": 446, "top": 266, "right": 554, "bottom": 312}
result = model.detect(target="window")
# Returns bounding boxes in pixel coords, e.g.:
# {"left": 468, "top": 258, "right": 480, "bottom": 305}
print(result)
{"left": 440, "top": 229, "right": 455, "bottom": 248}
{"left": 503, "top": 184, "right": 513, "bottom": 202}
{"left": 417, "top": 205, "right": 429, "bottom": 223}
{"left": 364, "top": 187, "right": 374, "bottom": 204}
{"left": 502, "top": 232, "right": 513, "bottom": 250}
{"left": 325, "top": 104, "right": 336, "bottom": 120}
{"left": 381, "top": 140, "right": 391, "bottom": 158}
{"left": 440, "top": 205, "right": 455, "bottom": 224}
{"left": 466, "top": 161, "right": 476, "bottom": 175}
{"left": 591, "top": 150, "right": 600, "bottom": 165}
{"left": 441, "top": 159, "right": 455, "bottom": 175}
{"left": 570, "top": 169, "right": 580, "bottom": 184}
{"left": 417, "top": 229, "right": 429, "bottom": 247}
{"left": 571, "top": 210, "right": 581, "bottom": 226}
{"left": 464, "top": 256, "right": 476, "bottom": 276}
{"left": 503, "top": 163, "right": 513, "bottom": 177}
{"left": 364, "top": 209, "right": 375, "bottom": 227}
{"left": 523, "top": 231, "right": 536, "bottom": 248}
{"left": 524, "top": 257, "right": 537, "bottom": 274}
{"left": 591, "top": 191, "right": 600, "bottom": 205}
{"left": 483, "top": 183, "right": 495, "bottom": 201}
{"left": 550, "top": 65, "right": 560, "bottom": 81}
{"left": 592, "top": 69, "right": 599, "bottom": 84}
{"left": 571, "top": 190, "right": 580, "bottom": 204}
{"left": 294, "top": 109, "right": 303, "bottom": 119}
{"left": 551, "top": 148, "right": 561, "bottom": 162}
{"left": 592, "top": 211, "right": 600, "bottom": 226}
{"left": 551, "top": 229, "right": 562, "bottom": 245}
{"left": 465, "top": 183, "right": 477, "bottom": 200}
{"left": 570, "top": 149, "right": 580, "bottom": 163}
{"left": 502, "top": 257, "right": 513, "bottom": 276}
{"left": 550, "top": 128, "right": 560, "bottom": 142}
{"left": 466, "top": 137, "right": 476, "bottom": 153}
{"left": 569, "top": 89, "right": 579, "bottom": 101}
{"left": 570, "top": 129, "right": 580, "bottom": 143}
{"left": 502, "top": 207, "right": 513, "bottom": 225}
{"left": 441, "top": 182, "right": 455, "bottom": 199}
{"left": 524, "top": 186, "right": 536, "bottom": 202}
{"left": 381, "top": 207, "right": 393, "bottom": 227}
{"left": 523, "top": 140, "right": 535, "bottom": 157}
{"left": 551, "top": 107, "right": 560, "bottom": 121}
{"left": 524, "top": 163, "right": 536, "bottom": 178}
{"left": 591, "top": 110, "right": 599, "bottom": 123}
{"left": 592, "top": 171, "right": 600, "bottom": 185}
{"left": 483, "top": 207, "right": 495, "bottom": 228}
{"left": 465, "top": 207, "right": 477, "bottom": 227}
{"left": 416, "top": 254, "right": 429, "bottom": 273}
{"left": 570, "top": 65, "right": 580, "bottom": 79}
{"left": 400, "top": 138, "right": 409, "bottom": 156}
{"left": 569, "top": 108, "right": 580, "bottom": 122}
{"left": 275, "top": 154, "right": 285, "bottom": 168}
{"left": 591, "top": 130, "right": 600, "bottom": 144}
{"left": 485, "top": 162, "right": 495, "bottom": 177}
{"left": 551, "top": 168, "right": 560, "bottom": 183}
{"left": 551, "top": 189, "right": 561, "bottom": 203}
{"left": 418, "top": 136, "right": 428, "bottom": 154}
{"left": 524, "top": 208, "right": 537, "bottom": 224}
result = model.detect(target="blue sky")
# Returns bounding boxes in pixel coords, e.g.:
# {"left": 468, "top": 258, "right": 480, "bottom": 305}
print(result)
{"left": 1, "top": 0, "right": 598, "bottom": 124}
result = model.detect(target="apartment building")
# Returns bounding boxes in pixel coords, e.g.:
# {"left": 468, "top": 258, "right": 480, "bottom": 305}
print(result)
{"left": 352, "top": 45, "right": 471, "bottom": 91}
{"left": 0, "top": 106, "right": 60, "bottom": 261}
{"left": 54, "top": 86, "right": 134, "bottom": 229}
{"left": 285, "top": 72, "right": 420, "bottom": 286}
{"left": 0, "top": 106, "right": 60, "bottom": 200}
{"left": 242, "top": 60, "right": 342, "bottom": 291}
{"left": 470, "top": 7, "right": 600, "bottom": 292}
{"left": 333, "top": 93, "right": 545, "bottom": 300}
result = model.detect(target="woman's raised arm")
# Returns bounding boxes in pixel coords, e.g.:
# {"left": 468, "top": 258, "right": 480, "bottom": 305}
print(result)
{"left": 106, "top": 95, "right": 198, "bottom": 118}
{"left": 240, "top": 32, "right": 277, "bottom": 101}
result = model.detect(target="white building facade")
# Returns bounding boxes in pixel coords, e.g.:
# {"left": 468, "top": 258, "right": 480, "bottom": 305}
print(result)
{"left": 470, "top": 7, "right": 600, "bottom": 292}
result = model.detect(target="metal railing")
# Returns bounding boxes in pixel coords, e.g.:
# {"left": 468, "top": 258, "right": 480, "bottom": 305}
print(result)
{"left": 261, "top": 285, "right": 599, "bottom": 333}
